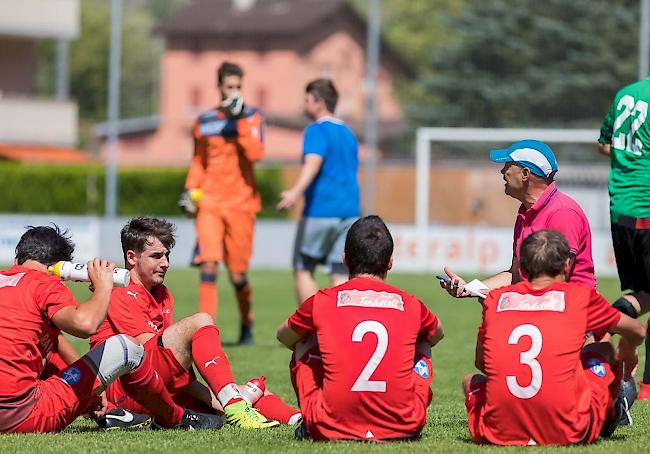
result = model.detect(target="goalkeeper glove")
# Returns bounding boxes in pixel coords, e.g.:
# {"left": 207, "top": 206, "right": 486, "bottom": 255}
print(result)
{"left": 178, "top": 189, "right": 203, "bottom": 217}
{"left": 220, "top": 92, "right": 244, "bottom": 118}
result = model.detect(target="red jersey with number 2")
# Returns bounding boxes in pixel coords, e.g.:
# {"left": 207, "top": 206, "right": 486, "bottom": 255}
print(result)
{"left": 477, "top": 280, "right": 621, "bottom": 445}
{"left": 288, "top": 277, "right": 439, "bottom": 440}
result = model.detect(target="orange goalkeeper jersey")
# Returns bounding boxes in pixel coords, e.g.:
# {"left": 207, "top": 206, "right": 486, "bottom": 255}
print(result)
{"left": 184, "top": 106, "right": 264, "bottom": 212}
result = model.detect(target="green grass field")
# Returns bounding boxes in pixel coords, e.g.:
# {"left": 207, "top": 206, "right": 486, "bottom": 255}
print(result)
{"left": 4, "top": 269, "right": 650, "bottom": 453}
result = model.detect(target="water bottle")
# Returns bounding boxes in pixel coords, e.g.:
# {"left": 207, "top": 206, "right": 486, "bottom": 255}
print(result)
{"left": 240, "top": 376, "right": 266, "bottom": 405}
{"left": 48, "top": 261, "right": 130, "bottom": 287}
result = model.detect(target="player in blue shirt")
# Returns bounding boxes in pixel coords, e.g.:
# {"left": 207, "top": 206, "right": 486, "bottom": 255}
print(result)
{"left": 277, "top": 78, "right": 360, "bottom": 304}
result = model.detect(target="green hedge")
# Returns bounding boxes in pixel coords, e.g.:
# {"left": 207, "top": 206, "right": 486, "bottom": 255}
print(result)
{"left": 0, "top": 162, "right": 287, "bottom": 218}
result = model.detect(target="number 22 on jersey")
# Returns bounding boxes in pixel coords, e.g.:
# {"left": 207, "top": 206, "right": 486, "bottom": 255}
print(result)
{"left": 613, "top": 94, "right": 649, "bottom": 156}
{"left": 506, "top": 324, "right": 543, "bottom": 399}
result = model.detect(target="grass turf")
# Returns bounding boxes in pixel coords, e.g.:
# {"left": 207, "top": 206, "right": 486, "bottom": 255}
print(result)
{"left": 3, "top": 269, "right": 650, "bottom": 453}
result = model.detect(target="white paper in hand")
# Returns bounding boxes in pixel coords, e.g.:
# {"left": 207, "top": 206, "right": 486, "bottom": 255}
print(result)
{"left": 463, "top": 279, "right": 488, "bottom": 299}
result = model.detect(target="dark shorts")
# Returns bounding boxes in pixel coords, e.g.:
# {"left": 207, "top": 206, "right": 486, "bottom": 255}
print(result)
{"left": 611, "top": 216, "right": 650, "bottom": 292}
{"left": 292, "top": 217, "right": 357, "bottom": 275}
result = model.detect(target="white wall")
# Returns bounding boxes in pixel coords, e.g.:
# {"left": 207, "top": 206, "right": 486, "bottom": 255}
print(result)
{"left": 0, "top": 215, "right": 618, "bottom": 279}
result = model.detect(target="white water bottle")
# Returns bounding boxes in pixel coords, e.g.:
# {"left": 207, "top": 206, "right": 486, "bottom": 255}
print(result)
{"left": 48, "top": 261, "right": 130, "bottom": 287}
{"left": 240, "top": 376, "right": 266, "bottom": 405}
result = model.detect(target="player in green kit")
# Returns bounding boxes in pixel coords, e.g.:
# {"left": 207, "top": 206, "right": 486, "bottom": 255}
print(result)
{"left": 599, "top": 78, "right": 650, "bottom": 399}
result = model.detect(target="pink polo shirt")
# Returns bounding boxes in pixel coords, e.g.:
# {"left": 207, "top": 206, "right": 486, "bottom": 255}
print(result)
{"left": 512, "top": 182, "right": 596, "bottom": 288}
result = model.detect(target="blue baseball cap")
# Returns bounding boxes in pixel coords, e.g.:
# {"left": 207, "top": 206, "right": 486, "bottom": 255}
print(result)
{"left": 489, "top": 139, "right": 558, "bottom": 178}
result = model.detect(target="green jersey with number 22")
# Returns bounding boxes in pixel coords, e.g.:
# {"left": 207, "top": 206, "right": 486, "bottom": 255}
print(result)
{"left": 599, "top": 78, "right": 650, "bottom": 223}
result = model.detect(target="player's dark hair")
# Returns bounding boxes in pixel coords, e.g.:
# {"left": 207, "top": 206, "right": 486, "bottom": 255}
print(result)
{"left": 519, "top": 229, "right": 570, "bottom": 280}
{"left": 344, "top": 215, "right": 393, "bottom": 278}
{"left": 217, "top": 61, "right": 243, "bottom": 85}
{"left": 15, "top": 225, "right": 74, "bottom": 266}
{"left": 305, "top": 78, "right": 338, "bottom": 113}
{"left": 121, "top": 217, "right": 176, "bottom": 260}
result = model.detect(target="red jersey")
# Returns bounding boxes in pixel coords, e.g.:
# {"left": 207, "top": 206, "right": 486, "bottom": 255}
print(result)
{"left": 185, "top": 106, "right": 264, "bottom": 213}
{"left": 477, "top": 280, "right": 621, "bottom": 445}
{"left": 89, "top": 280, "right": 174, "bottom": 349}
{"left": 288, "top": 277, "right": 439, "bottom": 440}
{"left": 0, "top": 265, "right": 76, "bottom": 430}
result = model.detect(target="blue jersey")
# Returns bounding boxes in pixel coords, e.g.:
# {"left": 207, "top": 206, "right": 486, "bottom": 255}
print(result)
{"left": 302, "top": 118, "right": 360, "bottom": 218}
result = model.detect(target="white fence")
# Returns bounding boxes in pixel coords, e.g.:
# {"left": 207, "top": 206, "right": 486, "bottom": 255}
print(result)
{"left": 0, "top": 214, "right": 618, "bottom": 278}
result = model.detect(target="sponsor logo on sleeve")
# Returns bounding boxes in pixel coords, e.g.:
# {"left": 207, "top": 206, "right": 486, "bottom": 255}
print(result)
{"left": 496, "top": 291, "right": 565, "bottom": 313}
{"left": 413, "top": 359, "right": 430, "bottom": 379}
{"left": 587, "top": 357, "right": 606, "bottom": 377}
{"left": 337, "top": 290, "right": 404, "bottom": 311}
{"left": 60, "top": 367, "right": 82, "bottom": 386}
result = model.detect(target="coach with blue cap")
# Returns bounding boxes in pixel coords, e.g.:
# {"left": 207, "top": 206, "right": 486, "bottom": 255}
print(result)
{"left": 440, "top": 139, "right": 596, "bottom": 298}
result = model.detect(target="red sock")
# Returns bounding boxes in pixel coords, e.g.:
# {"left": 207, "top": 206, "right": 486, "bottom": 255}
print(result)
{"left": 254, "top": 394, "right": 301, "bottom": 424}
{"left": 199, "top": 280, "right": 217, "bottom": 318}
{"left": 235, "top": 282, "right": 253, "bottom": 326}
{"left": 191, "top": 325, "right": 242, "bottom": 407}
{"left": 120, "top": 354, "right": 184, "bottom": 427}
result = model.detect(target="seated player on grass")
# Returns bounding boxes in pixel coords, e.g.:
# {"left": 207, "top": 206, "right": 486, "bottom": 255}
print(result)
{"left": 277, "top": 215, "right": 445, "bottom": 441}
{"left": 0, "top": 225, "right": 221, "bottom": 433}
{"left": 464, "top": 229, "right": 645, "bottom": 446}
{"left": 90, "top": 217, "right": 299, "bottom": 429}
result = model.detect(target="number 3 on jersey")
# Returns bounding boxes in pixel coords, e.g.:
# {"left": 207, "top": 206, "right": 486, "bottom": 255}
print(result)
{"left": 351, "top": 320, "right": 388, "bottom": 392}
{"left": 506, "top": 324, "right": 542, "bottom": 399}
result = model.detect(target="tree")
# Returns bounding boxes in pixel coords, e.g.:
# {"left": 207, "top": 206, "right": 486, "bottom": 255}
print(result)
{"left": 408, "top": 0, "right": 639, "bottom": 128}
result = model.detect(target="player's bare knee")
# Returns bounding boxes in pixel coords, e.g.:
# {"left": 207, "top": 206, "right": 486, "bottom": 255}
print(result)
{"left": 463, "top": 373, "right": 486, "bottom": 393}
{"left": 84, "top": 334, "right": 145, "bottom": 391}
{"left": 192, "top": 311, "right": 216, "bottom": 329}
{"left": 462, "top": 374, "right": 475, "bottom": 393}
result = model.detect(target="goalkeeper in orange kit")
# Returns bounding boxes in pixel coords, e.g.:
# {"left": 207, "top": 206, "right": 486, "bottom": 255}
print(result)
{"left": 179, "top": 61, "right": 263, "bottom": 345}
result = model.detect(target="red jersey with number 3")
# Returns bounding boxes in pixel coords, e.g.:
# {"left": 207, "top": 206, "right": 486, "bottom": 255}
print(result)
{"left": 477, "top": 280, "right": 621, "bottom": 445}
{"left": 287, "top": 277, "right": 439, "bottom": 440}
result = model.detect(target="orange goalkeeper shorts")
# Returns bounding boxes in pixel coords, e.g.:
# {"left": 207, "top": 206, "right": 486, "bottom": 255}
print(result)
{"left": 195, "top": 208, "right": 256, "bottom": 273}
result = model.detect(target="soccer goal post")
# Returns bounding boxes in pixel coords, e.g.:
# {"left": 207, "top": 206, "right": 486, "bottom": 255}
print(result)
{"left": 414, "top": 127, "right": 600, "bottom": 234}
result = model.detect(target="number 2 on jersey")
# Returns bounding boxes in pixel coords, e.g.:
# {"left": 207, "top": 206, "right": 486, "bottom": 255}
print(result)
{"left": 506, "top": 324, "right": 542, "bottom": 399}
{"left": 351, "top": 320, "right": 388, "bottom": 392}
